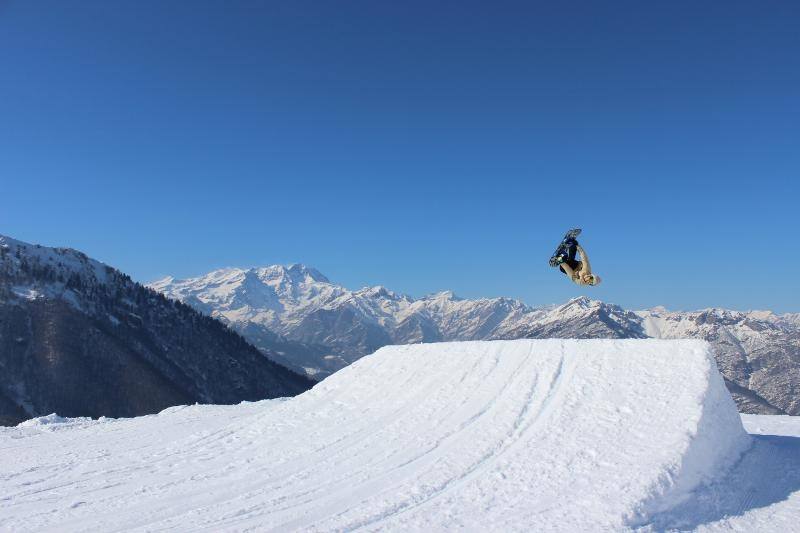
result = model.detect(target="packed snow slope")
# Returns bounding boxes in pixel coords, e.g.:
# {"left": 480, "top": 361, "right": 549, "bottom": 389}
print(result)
{"left": 1, "top": 340, "right": 753, "bottom": 531}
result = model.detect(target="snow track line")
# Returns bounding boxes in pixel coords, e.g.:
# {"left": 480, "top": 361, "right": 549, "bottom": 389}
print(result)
{"left": 264, "top": 347, "right": 502, "bottom": 491}
{"left": 86, "top": 344, "right": 512, "bottom": 532}
{"left": 244, "top": 344, "right": 518, "bottom": 526}
{"left": 329, "top": 342, "right": 577, "bottom": 531}
{"left": 125, "top": 343, "right": 524, "bottom": 531}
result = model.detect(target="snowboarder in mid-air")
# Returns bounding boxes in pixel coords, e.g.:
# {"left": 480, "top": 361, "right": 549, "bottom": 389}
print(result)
{"left": 549, "top": 228, "right": 602, "bottom": 287}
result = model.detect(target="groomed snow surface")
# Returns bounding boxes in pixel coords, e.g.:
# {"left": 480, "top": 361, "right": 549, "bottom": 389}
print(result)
{"left": 1, "top": 340, "right": 799, "bottom": 532}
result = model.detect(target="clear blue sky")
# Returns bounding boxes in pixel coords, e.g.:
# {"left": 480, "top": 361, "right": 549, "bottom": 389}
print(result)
{"left": 1, "top": 1, "right": 798, "bottom": 312}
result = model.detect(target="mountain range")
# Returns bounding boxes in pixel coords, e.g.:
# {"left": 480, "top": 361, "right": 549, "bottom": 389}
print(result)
{"left": 0, "top": 236, "right": 312, "bottom": 426}
{"left": 151, "top": 265, "right": 800, "bottom": 415}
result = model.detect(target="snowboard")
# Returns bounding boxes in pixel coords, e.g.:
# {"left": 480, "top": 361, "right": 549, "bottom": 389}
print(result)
{"left": 548, "top": 228, "right": 582, "bottom": 267}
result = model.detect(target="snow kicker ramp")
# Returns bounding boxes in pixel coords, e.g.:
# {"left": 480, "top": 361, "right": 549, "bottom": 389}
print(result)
{"left": 0, "top": 339, "right": 749, "bottom": 532}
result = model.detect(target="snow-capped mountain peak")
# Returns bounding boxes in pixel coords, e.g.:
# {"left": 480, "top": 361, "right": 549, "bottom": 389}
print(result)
{"left": 252, "top": 263, "right": 330, "bottom": 285}
{"left": 427, "top": 290, "right": 462, "bottom": 301}
{"left": 0, "top": 234, "right": 119, "bottom": 312}
{"left": 0, "top": 234, "right": 111, "bottom": 287}
{"left": 561, "top": 295, "right": 596, "bottom": 310}
{"left": 356, "top": 285, "right": 405, "bottom": 301}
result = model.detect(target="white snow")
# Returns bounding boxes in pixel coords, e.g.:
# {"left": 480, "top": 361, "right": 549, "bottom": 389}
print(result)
{"left": 16, "top": 413, "right": 96, "bottom": 429}
{"left": 10, "top": 286, "right": 41, "bottom": 301}
{"left": 645, "top": 414, "right": 800, "bottom": 531}
{"left": 2, "top": 339, "right": 797, "bottom": 531}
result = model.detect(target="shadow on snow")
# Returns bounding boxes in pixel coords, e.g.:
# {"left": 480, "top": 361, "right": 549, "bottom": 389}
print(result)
{"left": 642, "top": 433, "right": 800, "bottom": 531}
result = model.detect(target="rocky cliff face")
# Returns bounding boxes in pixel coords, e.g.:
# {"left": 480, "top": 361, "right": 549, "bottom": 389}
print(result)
{"left": 0, "top": 236, "right": 313, "bottom": 426}
{"left": 152, "top": 266, "right": 800, "bottom": 415}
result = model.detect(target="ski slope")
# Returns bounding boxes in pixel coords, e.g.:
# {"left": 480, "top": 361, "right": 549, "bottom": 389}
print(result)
{"left": 2, "top": 339, "right": 794, "bottom": 531}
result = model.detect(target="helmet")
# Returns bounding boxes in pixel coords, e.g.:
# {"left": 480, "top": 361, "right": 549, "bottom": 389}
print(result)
{"left": 589, "top": 274, "right": 602, "bottom": 286}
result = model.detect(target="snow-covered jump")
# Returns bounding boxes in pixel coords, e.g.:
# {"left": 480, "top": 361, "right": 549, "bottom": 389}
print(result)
{"left": 1, "top": 339, "right": 793, "bottom": 531}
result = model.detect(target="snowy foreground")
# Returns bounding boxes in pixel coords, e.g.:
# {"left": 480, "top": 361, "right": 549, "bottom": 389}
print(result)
{"left": 1, "top": 340, "right": 799, "bottom": 532}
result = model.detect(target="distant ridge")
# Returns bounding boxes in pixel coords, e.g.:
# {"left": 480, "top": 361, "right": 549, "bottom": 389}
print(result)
{"left": 152, "top": 265, "right": 800, "bottom": 415}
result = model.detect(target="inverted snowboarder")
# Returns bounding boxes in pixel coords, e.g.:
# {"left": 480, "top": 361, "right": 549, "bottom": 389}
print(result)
{"left": 549, "top": 228, "right": 602, "bottom": 286}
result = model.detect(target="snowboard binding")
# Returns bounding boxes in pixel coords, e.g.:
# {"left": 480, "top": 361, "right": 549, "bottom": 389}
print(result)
{"left": 549, "top": 228, "right": 582, "bottom": 267}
